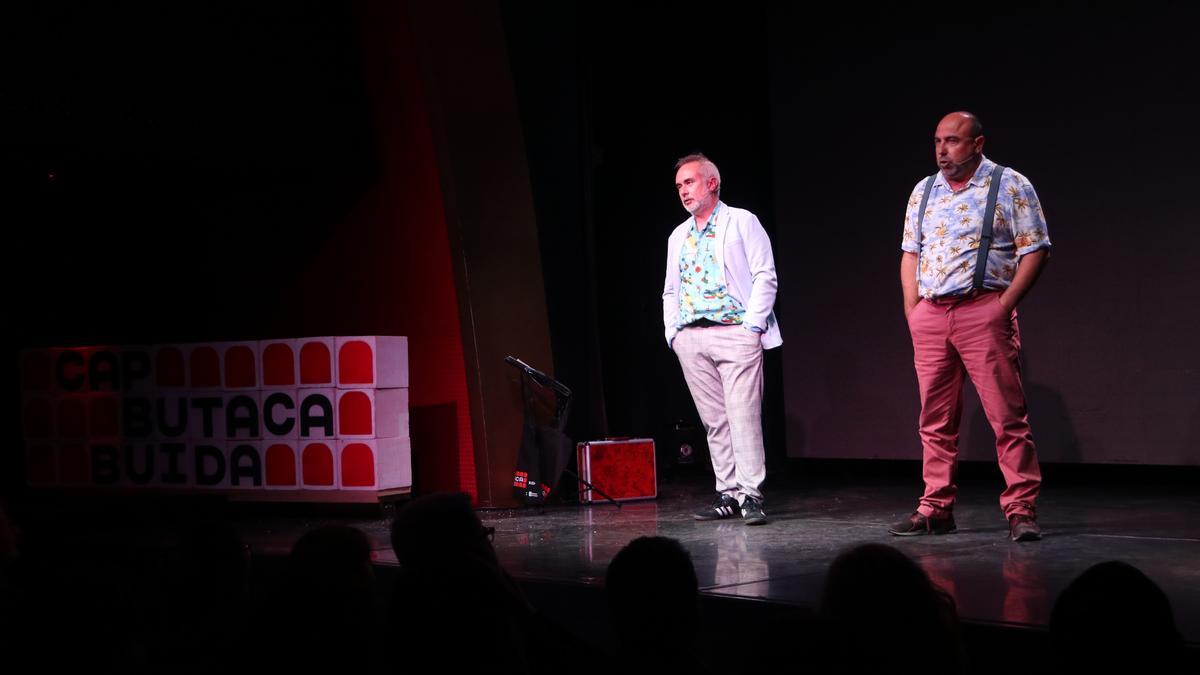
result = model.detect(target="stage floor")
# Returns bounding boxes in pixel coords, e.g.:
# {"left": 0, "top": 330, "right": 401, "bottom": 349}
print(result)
{"left": 236, "top": 470, "right": 1200, "bottom": 644}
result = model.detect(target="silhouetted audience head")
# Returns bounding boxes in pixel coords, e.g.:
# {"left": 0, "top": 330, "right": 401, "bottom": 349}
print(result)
{"left": 290, "top": 524, "right": 373, "bottom": 585}
{"left": 390, "top": 492, "right": 497, "bottom": 570}
{"left": 387, "top": 492, "right": 537, "bottom": 672}
{"left": 287, "top": 524, "right": 375, "bottom": 612}
{"left": 606, "top": 536, "right": 700, "bottom": 656}
{"left": 265, "top": 525, "right": 379, "bottom": 671}
{"left": 1050, "top": 560, "right": 1184, "bottom": 671}
{"left": 819, "top": 543, "right": 964, "bottom": 674}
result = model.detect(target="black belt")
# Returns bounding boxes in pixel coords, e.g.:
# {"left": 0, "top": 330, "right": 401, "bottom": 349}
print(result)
{"left": 683, "top": 318, "right": 726, "bottom": 328}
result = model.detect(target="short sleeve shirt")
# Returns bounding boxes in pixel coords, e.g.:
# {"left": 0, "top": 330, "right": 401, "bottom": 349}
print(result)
{"left": 901, "top": 157, "right": 1050, "bottom": 298}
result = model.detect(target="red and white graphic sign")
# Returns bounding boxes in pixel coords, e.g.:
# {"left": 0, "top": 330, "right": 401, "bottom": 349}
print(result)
{"left": 19, "top": 337, "right": 411, "bottom": 501}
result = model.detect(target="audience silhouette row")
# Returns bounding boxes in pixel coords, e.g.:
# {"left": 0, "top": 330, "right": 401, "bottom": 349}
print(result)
{"left": 0, "top": 495, "right": 1189, "bottom": 673}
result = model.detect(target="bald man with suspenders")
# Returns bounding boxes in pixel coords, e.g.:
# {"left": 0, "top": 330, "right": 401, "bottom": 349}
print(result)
{"left": 892, "top": 112, "right": 1051, "bottom": 542}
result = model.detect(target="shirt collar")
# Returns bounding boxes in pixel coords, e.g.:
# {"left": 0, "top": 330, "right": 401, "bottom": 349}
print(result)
{"left": 693, "top": 200, "right": 723, "bottom": 231}
{"left": 934, "top": 156, "right": 996, "bottom": 190}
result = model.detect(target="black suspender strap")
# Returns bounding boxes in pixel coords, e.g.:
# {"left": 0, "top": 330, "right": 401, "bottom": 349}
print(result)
{"left": 915, "top": 175, "right": 936, "bottom": 239}
{"left": 915, "top": 174, "right": 936, "bottom": 272}
{"left": 973, "top": 165, "right": 1006, "bottom": 290}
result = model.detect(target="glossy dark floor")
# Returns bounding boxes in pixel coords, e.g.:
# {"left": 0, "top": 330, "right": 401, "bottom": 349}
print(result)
{"left": 490, "top": 477, "right": 1200, "bottom": 641}
{"left": 240, "top": 467, "right": 1200, "bottom": 644}
{"left": 218, "top": 461, "right": 1200, "bottom": 648}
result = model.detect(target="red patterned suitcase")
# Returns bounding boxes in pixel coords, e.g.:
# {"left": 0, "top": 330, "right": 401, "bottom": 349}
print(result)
{"left": 576, "top": 438, "right": 657, "bottom": 502}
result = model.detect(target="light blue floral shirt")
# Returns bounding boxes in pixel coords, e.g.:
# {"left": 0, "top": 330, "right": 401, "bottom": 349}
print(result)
{"left": 901, "top": 157, "right": 1050, "bottom": 298}
{"left": 677, "top": 204, "right": 746, "bottom": 326}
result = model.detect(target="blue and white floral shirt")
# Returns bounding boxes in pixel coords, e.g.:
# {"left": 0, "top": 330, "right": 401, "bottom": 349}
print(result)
{"left": 901, "top": 157, "right": 1050, "bottom": 299}
{"left": 678, "top": 203, "right": 746, "bottom": 326}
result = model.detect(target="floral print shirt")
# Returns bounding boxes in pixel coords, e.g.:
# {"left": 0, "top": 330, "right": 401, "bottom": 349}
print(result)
{"left": 678, "top": 203, "right": 746, "bottom": 326}
{"left": 901, "top": 157, "right": 1050, "bottom": 298}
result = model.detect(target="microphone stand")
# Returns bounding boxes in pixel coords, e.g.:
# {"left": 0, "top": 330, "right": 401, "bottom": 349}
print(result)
{"left": 505, "top": 356, "right": 617, "bottom": 506}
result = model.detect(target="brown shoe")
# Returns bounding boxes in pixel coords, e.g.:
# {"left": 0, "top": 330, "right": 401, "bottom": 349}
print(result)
{"left": 1008, "top": 514, "right": 1042, "bottom": 542}
{"left": 888, "top": 511, "right": 956, "bottom": 536}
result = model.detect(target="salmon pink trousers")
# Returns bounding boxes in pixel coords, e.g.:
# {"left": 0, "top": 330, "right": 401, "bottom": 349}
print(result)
{"left": 907, "top": 290, "right": 1041, "bottom": 519}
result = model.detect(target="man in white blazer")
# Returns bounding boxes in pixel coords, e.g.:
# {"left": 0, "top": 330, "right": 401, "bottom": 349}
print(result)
{"left": 663, "top": 153, "right": 781, "bottom": 525}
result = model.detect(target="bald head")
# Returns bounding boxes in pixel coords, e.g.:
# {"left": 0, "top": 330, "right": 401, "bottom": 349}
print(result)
{"left": 940, "top": 111, "right": 983, "bottom": 138}
{"left": 934, "top": 111, "right": 986, "bottom": 182}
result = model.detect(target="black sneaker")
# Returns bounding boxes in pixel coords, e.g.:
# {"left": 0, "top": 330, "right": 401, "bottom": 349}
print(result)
{"left": 741, "top": 496, "right": 767, "bottom": 525}
{"left": 694, "top": 493, "right": 740, "bottom": 521}
{"left": 888, "top": 511, "right": 957, "bottom": 536}
{"left": 1008, "top": 514, "right": 1042, "bottom": 542}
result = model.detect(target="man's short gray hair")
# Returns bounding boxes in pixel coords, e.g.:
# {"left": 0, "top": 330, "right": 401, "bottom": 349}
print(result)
{"left": 675, "top": 153, "right": 721, "bottom": 196}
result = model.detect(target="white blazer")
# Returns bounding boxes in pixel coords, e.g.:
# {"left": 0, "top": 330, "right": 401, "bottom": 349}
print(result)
{"left": 662, "top": 201, "right": 782, "bottom": 349}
